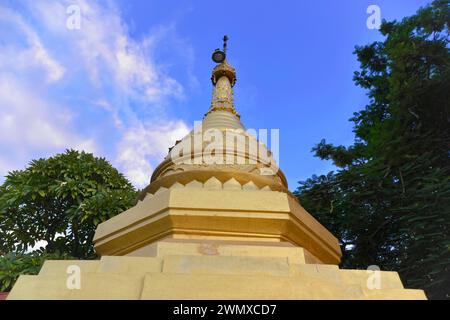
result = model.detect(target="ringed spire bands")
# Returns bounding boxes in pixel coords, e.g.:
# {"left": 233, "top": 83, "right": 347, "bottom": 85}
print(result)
{"left": 207, "top": 36, "right": 239, "bottom": 118}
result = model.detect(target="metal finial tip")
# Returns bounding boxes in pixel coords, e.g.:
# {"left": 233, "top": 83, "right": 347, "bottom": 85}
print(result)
{"left": 223, "top": 35, "right": 228, "bottom": 52}
{"left": 212, "top": 36, "right": 228, "bottom": 63}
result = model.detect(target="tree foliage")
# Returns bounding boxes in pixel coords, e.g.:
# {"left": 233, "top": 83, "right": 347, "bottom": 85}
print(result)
{"left": 0, "top": 149, "right": 137, "bottom": 260}
{"left": 295, "top": 0, "right": 449, "bottom": 299}
{"left": 0, "top": 251, "right": 74, "bottom": 292}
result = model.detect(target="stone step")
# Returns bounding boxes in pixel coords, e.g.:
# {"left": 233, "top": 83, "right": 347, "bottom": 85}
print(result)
{"left": 151, "top": 240, "right": 320, "bottom": 264}
{"left": 162, "top": 255, "right": 291, "bottom": 276}
{"left": 39, "top": 260, "right": 100, "bottom": 275}
{"left": 10, "top": 258, "right": 426, "bottom": 299}
{"left": 161, "top": 255, "right": 404, "bottom": 290}
{"left": 362, "top": 288, "right": 427, "bottom": 300}
{"left": 338, "top": 268, "right": 404, "bottom": 290}
{"left": 96, "top": 256, "right": 162, "bottom": 274}
{"left": 8, "top": 274, "right": 143, "bottom": 300}
{"left": 38, "top": 255, "right": 292, "bottom": 278}
{"left": 140, "top": 273, "right": 356, "bottom": 299}
{"left": 38, "top": 256, "right": 162, "bottom": 276}
{"left": 162, "top": 254, "right": 403, "bottom": 288}
{"left": 140, "top": 273, "right": 426, "bottom": 300}
{"left": 291, "top": 264, "right": 404, "bottom": 290}
{"left": 36, "top": 255, "right": 405, "bottom": 291}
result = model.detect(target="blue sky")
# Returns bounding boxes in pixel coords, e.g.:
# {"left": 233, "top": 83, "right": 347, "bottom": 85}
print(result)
{"left": 0, "top": 0, "right": 431, "bottom": 190}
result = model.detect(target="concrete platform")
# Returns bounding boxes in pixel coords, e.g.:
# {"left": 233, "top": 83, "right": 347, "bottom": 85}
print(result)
{"left": 7, "top": 240, "right": 426, "bottom": 300}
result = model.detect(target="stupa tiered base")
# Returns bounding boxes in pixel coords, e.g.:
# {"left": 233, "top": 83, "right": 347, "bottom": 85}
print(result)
{"left": 92, "top": 185, "right": 342, "bottom": 265}
{"left": 8, "top": 240, "right": 426, "bottom": 300}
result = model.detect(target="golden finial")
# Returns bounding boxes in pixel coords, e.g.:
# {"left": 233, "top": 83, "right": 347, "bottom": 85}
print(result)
{"left": 223, "top": 35, "right": 228, "bottom": 55}
{"left": 211, "top": 35, "right": 236, "bottom": 86}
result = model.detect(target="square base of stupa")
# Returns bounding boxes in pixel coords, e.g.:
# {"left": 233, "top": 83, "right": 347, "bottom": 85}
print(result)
{"left": 7, "top": 240, "right": 426, "bottom": 300}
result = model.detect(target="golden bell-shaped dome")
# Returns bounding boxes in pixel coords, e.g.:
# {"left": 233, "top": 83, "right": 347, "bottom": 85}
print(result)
{"left": 141, "top": 36, "right": 288, "bottom": 197}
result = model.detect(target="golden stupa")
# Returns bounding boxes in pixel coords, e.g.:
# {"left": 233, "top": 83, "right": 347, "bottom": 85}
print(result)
{"left": 8, "top": 37, "right": 426, "bottom": 300}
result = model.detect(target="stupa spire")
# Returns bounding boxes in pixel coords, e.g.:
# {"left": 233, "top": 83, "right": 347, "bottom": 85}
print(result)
{"left": 206, "top": 35, "right": 239, "bottom": 119}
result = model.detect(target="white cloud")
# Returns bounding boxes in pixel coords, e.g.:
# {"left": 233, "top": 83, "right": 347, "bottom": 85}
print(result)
{"left": 0, "top": 1, "right": 193, "bottom": 187}
{"left": 0, "top": 74, "right": 96, "bottom": 154}
{"left": 0, "top": 4, "right": 92, "bottom": 177}
{"left": 117, "top": 121, "right": 190, "bottom": 188}
{"left": 0, "top": 6, "right": 65, "bottom": 83}
{"left": 0, "top": 157, "right": 15, "bottom": 177}
{"left": 26, "top": 0, "right": 184, "bottom": 103}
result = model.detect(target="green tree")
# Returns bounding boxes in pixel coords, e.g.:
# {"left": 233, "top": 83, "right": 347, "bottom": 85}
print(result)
{"left": 295, "top": 0, "right": 449, "bottom": 299}
{"left": 0, "top": 149, "right": 137, "bottom": 259}
{"left": 0, "top": 251, "right": 73, "bottom": 292}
